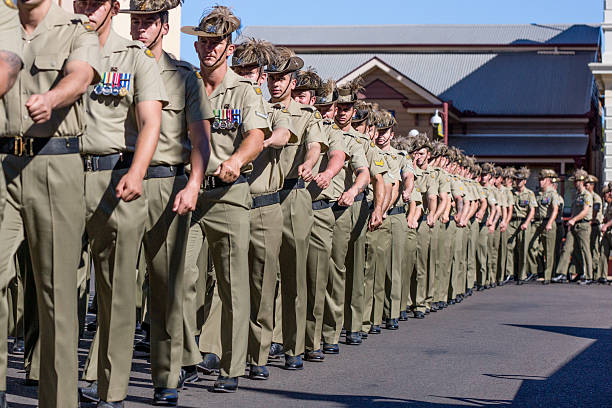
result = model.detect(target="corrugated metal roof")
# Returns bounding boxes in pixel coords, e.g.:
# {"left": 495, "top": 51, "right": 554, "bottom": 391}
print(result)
{"left": 295, "top": 51, "right": 596, "bottom": 115}
{"left": 241, "top": 24, "right": 600, "bottom": 46}
{"left": 450, "top": 134, "right": 589, "bottom": 156}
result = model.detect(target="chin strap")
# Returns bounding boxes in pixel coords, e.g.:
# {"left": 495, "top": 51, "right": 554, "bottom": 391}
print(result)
{"left": 203, "top": 37, "right": 231, "bottom": 70}
{"left": 95, "top": 3, "right": 113, "bottom": 33}
{"left": 146, "top": 23, "right": 163, "bottom": 50}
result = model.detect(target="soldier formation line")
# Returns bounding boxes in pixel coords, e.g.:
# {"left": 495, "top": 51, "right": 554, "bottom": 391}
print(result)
{"left": 0, "top": 2, "right": 610, "bottom": 408}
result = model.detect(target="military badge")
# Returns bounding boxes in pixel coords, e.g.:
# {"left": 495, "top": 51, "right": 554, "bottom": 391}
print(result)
{"left": 145, "top": 48, "right": 154, "bottom": 58}
{"left": 314, "top": 111, "right": 322, "bottom": 119}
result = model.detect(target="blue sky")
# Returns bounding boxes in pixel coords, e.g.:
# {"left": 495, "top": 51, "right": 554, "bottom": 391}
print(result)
{"left": 179, "top": 0, "right": 603, "bottom": 65}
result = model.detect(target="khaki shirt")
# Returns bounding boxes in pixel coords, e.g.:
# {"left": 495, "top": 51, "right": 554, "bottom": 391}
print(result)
{"left": 308, "top": 121, "right": 349, "bottom": 201}
{"left": 571, "top": 189, "right": 593, "bottom": 220}
{"left": 153, "top": 52, "right": 213, "bottom": 166}
{"left": 396, "top": 150, "right": 420, "bottom": 206}
{"left": 381, "top": 147, "right": 402, "bottom": 207}
{"left": 279, "top": 100, "right": 328, "bottom": 180}
{"left": 536, "top": 185, "right": 561, "bottom": 221}
{"left": 82, "top": 29, "right": 165, "bottom": 155}
{"left": 604, "top": 202, "right": 612, "bottom": 223}
{"left": 3, "top": 3, "right": 100, "bottom": 139}
{"left": 592, "top": 191, "right": 603, "bottom": 223}
{"left": 505, "top": 187, "right": 514, "bottom": 211}
{"left": 513, "top": 187, "right": 537, "bottom": 219}
{"left": 555, "top": 191, "right": 565, "bottom": 223}
{"left": 249, "top": 101, "right": 292, "bottom": 196}
{"left": 348, "top": 127, "right": 388, "bottom": 202}
{"left": 0, "top": 0, "right": 21, "bottom": 57}
{"left": 435, "top": 167, "right": 452, "bottom": 197}
{"left": 330, "top": 129, "right": 368, "bottom": 199}
{"left": 204, "top": 68, "right": 270, "bottom": 175}
{"left": 416, "top": 166, "right": 439, "bottom": 214}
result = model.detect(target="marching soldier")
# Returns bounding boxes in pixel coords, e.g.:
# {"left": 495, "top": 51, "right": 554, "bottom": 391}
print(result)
{"left": 0, "top": 0, "right": 100, "bottom": 406}
{"left": 598, "top": 182, "right": 612, "bottom": 284}
{"left": 528, "top": 169, "right": 561, "bottom": 284}
{"left": 553, "top": 169, "right": 593, "bottom": 284}
{"left": 507, "top": 167, "right": 536, "bottom": 284}
{"left": 476, "top": 164, "right": 496, "bottom": 290}
{"left": 181, "top": 6, "right": 270, "bottom": 391}
{"left": 500, "top": 168, "right": 516, "bottom": 283}
{"left": 585, "top": 175, "right": 603, "bottom": 280}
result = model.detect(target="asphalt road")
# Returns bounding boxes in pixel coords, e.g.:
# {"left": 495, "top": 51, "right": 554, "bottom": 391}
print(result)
{"left": 6, "top": 281, "right": 612, "bottom": 407}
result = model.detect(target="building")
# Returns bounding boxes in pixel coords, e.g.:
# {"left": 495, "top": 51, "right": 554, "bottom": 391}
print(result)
{"left": 56, "top": 0, "right": 181, "bottom": 57}
{"left": 242, "top": 24, "right": 603, "bottom": 194}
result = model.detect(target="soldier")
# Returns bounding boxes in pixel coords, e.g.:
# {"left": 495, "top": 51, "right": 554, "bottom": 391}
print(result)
{"left": 476, "top": 164, "right": 496, "bottom": 290}
{"left": 303, "top": 79, "right": 348, "bottom": 361}
{"left": 321, "top": 79, "right": 371, "bottom": 349}
{"left": 124, "top": 1, "right": 214, "bottom": 403}
{"left": 552, "top": 174, "right": 565, "bottom": 276}
{"left": 74, "top": 0, "right": 166, "bottom": 403}
{"left": 500, "top": 168, "right": 516, "bottom": 284}
{"left": 411, "top": 135, "right": 439, "bottom": 318}
{"left": 0, "top": 0, "right": 99, "bottom": 406}
{"left": 181, "top": 6, "right": 270, "bottom": 391}
{"left": 494, "top": 168, "right": 511, "bottom": 286}
{"left": 585, "top": 175, "right": 603, "bottom": 280}
{"left": 231, "top": 39, "right": 294, "bottom": 380}
{"left": 466, "top": 162, "right": 486, "bottom": 294}
{"left": 507, "top": 167, "right": 536, "bottom": 284}
{"left": 598, "top": 182, "right": 612, "bottom": 284}
{"left": 338, "top": 100, "right": 388, "bottom": 344}
{"left": 266, "top": 50, "right": 328, "bottom": 370}
{"left": 528, "top": 169, "right": 561, "bottom": 284}
{"left": 553, "top": 169, "right": 593, "bottom": 284}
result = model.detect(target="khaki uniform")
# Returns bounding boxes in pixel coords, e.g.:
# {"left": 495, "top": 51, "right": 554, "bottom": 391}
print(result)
{"left": 555, "top": 189, "right": 593, "bottom": 279}
{"left": 429, "top": 167, "right": 450, "bottom": 305}
{"left": 414, "top": 166, "right": 439, "bottom": 313}
{"left": 476, "top": 185, "right": 496, "bottom": 287}
{"left": 554, "top": 191, "right": 565, "bottom": 272}
{"left": 590, "top": 191, "right": 603, "bottom": 278}
{"left": 141, "top": 52, "right": 213, "bottom": 389}
{"left": 343, "top": 129, "right": 388, "bottom": 334}
{"left": 448, "top": 175, "right": 468, "bottom": 301}
{"left": 507, "top": 187, "right": 537, "bottom": 281}
{"left": 465, "top": 181, "right": 481, "bottom": 290}
{"left": 305, "top": 122, "right": 348, "bottom": 352}
{"left": 0, "top": 4, "right": 99, "bottom": 406}
{"left": 498, "top": 186, "right": 515, "bottom": 281}
{"left": 246, "top": 101, "right": 291, "bottom": 367}
{"left": 277, "top": 101, "right": 326, "bottom": 357}
{"left": 185, "top": 68, "right": 269, "bottom": 378}
{"left": 80, "top": 29, "right": 165, "bottom": 402}
{"left": 528, "top": 186, "right": 561, "bottom": 280}
{"left": 487, "top": 186, "right": 505, "bottom": 285}
{"left": 322, "top": 128, "right": 368, "bottom": 345}
{"left": 599, "top": 203, "right": 612, "bottom": 280}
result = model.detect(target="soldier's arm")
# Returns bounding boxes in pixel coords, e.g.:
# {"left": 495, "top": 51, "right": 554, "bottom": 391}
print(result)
{"left": 26, "top": 59, "right": 95, "bottom": 123}
{"left": 116, "top": 100, "right": 163, "bottom": 202}
{"left": 264, "top": 127, "right": 291, "bottom": 149}
{"left": 546, "top": 204, "right": 558, "bottom": 231}
{"left": 382, "top": 181, "right": 393, "bottom": 215}
{"left": 570, "top": 205, "right": 591, "bottom": 224}
{"left": 522, "top": 206, "right": 535, "bottom": 230}
{"left": 389, "top": 181, "right": 400, "bottom": 210}
{"left": 426, "top": 195, "right": 438, "bottom": 226}
{"left": 433, "top": 191, "right": 448, "bottom": 222}
{"left": 216, "top": 128, "right": 265, "bottom": 182}
{"left": 402, "top": 171, "right": 415, "bottom": 203}
{"left": 0, "top": 50, "right": 21, "bottom": 97}
{"left": 298, "top": 142, "right": 322, "bottom": 182}
{"left": 338, "top": 167, "right": 369, "bottom": 207}
{"left": 476, "top": 198, "right": 487, "bottom": 221}
{"left": 315, "top": 149, "right": 346, "bottom": 189}
{"left": 407, "top": 200, "right": 419, "bottom": 228}
{"left": 369, "top": 173, "right": 385, "bottom": 231}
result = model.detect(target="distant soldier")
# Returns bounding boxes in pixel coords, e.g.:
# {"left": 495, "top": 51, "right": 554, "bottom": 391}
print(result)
{"left": 585, "top": 175, "right": 603, "bottom": 280}
{"left": 553, "top": 169, "right": 593, "bottom": 284}
{"left": 598, "top": 182, "right": 612, "bottom": 284}
{"left": 507, "top": 167, "right": 536, "bottom": 284}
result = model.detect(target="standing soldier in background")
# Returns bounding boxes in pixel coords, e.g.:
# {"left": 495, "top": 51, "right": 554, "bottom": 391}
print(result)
{"left": 507, "top": 167, "right": 536, "bottom": 284}
{"left": 598, "top": 182, "right": 612, "bottom": 284}
{"left": 585, "top": 175, "right": 603, "bottom": 281}
{"left": 529, "top": 169, "right": 561, "bottom": 284}
{"left": 500, "top": 168, "right": 516, "bottom": 284}
{"left": 553, "top": 169, "right": 593, "bottom": 284}
{"left": 0, "top": 0, "right": 99, "bottom": 406}
{"left": 181, "top": 6, "right": 269, "bottom": 392}
{"left": 552, "top": 174, "right": 565, "bottom": 275}
{"left": 476, "top": 163, "right": 496, "bottom": 290}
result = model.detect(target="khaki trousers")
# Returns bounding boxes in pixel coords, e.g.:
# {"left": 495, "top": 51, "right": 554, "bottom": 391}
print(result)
{"left": 476, "top": 222, "right": 489, "bottom": 286}
{"left": 415, "top": 219, "right": 435, "bottom": 313}
{"left": 143, "top": 175, "right": 190, "bottom": 388}
{"left": 436, "top": 221, "right": 455, "bottom": 302}
{"left": 362, "top": 216, "right": 391, "bottom": 330}
{"left": 192, "top": 182, "right": 251, "bottom": 377}
{"left": 401, "top": 226, "right": 418, "bottom": 312}
{"left": 0, "top": 153, "right": 84, "bottom": 408}
{"left": 466, "top": 220, "right": 479, "bottom": 289}
{"left": 498, "top": 228, "right": 510, "bottom": 282}
{"left": 279, "top": 188, "right": 313, "bottom": 356}
{"left": 599, "top": 232, "right": 612, "bottom": 280}
{"left": 85, "top": 168, "right": 146, "bottom": 402}
{"left": 342, "top": 200, "right": 369, "bottom": 333}
{"left": 449, "top": 223, "right": 466, "bottom": 299}
{"left": 590, "top": 223, "right": 601, "bottom": 279}
{"left": 507, "top": 220, "right": 532, "bottom": 281}
{"left": 528, "top": 221, "right": 557, "bottom": 281}
{"left": 322, "top": 204, "right": 352, "bottom": 345}
{"left": 247, "top": 202, "right": 282, "bottom": 366}
{"left": 487, "top": 227, "right": 501, "bottom": 285}
{"left": 384, "top": 212, "right": 407, "bottom": 319}
{"left": 555, "top": 222, "right": 593, "bottom": 279}
{"left": 305, "top": 206, "right": 335, "bottom": 351}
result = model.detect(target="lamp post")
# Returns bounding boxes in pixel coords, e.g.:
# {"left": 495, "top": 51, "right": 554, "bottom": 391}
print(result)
{"left": 430, "top": 102, "right": 449, "bottom": 145}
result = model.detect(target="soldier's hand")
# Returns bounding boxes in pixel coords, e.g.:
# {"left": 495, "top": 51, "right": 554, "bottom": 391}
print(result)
{"left": 298, "top": 163, "right": 314, "bottom": 182}
{"left": 173, "top": 183, "right": 200, "bottom": 215}
{"left": 116, "top": 171, "right": 143, "bottom": 202}
{"left": 338, "top": 188, "right": 356, "bottom": 207}
{"left": 402, "top": 189, "right": 411, "bottom": 203}
{"left": 26, "top": 93, "right": 54, "bottom": 123}
{"left": 520, "top": 223, "right": 528, "bottom": 231}
{"left": 314, "top": 170, "right": 333, "bottom": 189}
{"left": 545, "top": 223, "right": 553, "bottom": 232}
{"left": 427, "top": 214, "right": 435, "bottom": 227}
{"left": 214, "top": 157, "right": 241, "bottom": 183}
{"left": 369, "top": 209, "right": 383, "bottom": 231}
{"left": 488, "top": 224, "right": 495, "bottom": 233}
{"left": 441, "top": 215, "right": 450, "bottom": 224}
{"left": 407, "top": 216, "right": 418, "bottom": 229}
{"left": 567, "top": 219, "right": 575, "bottom": 227}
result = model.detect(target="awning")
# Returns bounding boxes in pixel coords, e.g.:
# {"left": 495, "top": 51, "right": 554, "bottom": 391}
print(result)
{"left": 449, "top": 134, "right": 589, "bottom": 157}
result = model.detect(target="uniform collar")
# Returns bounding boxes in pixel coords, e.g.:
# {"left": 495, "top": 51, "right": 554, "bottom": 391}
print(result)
{"left": 158, "top": 51, "right": 177, "bottom": 72}
{"left": 22, "top": 2, "right": 70, "bottom": 40}
{"left": 209, "top": 68, "right": 246, "bottom": 99}
{"left": 103, "top": 29, "right": 130, "bottom": 54}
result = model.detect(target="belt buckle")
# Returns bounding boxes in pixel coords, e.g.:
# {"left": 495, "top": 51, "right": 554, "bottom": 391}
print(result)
{"left": 205, "top": 176, "right": 216, "bottom": 190}
{"left": 84, "top": 155, "right": 93, "bottom": 172}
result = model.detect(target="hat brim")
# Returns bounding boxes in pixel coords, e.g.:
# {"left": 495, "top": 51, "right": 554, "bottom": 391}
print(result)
{"left": 119, "top": 8, "right": 165, "bottom": 14}
{"left": 181, "top": 26, "right": 231, "bottom": 37}
{"left": 265, "top": 56, "right": 304, "bottom": 75}
{"left": 337, "top": 96, "right": 357, "bottom": 104}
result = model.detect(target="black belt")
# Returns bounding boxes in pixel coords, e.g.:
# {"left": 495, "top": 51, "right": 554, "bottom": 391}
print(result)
{"left": 511, "top": 217, "right": 526, "bottom": 222}
{"left": 387, "top": 205, "right": 405, "bottom": 216}
{"left": 203, "top": 174, "right": 247, "bottom": 191}
{"left": 576, "top": 219, "right": 589, "bottom": 224}
{"left": 0, "top": 137, "right": 79, "bottom": 156}
{"left": 332, "top": 202, "right": 350, "bottom": 214}
{"left": 83, "top": 152, "right": 134, "bottom": 171}
{"left": 331, "top": 192, "right": 365, "bottom": 213}
{"left": 354, "top": 192, "right": 365, "bottom": 202}
{"left": 145, "top": 164, "right": 185, "bottom": 179}
{"left": 282, "top": 178, "right": 305, "bottom": 191}
{"left": 252, "top": 192, "right": 280, "bottom": 209}
{"left": 312, "top": 199, "right": 333, "bottom": 211}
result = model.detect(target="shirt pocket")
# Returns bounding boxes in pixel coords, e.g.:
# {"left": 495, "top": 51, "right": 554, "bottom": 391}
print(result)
{"left": 33, "top": 54, "right": 67, "bottom": 88}
{"left": 163, "top": 94, "right": 185, "bottom": 112}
